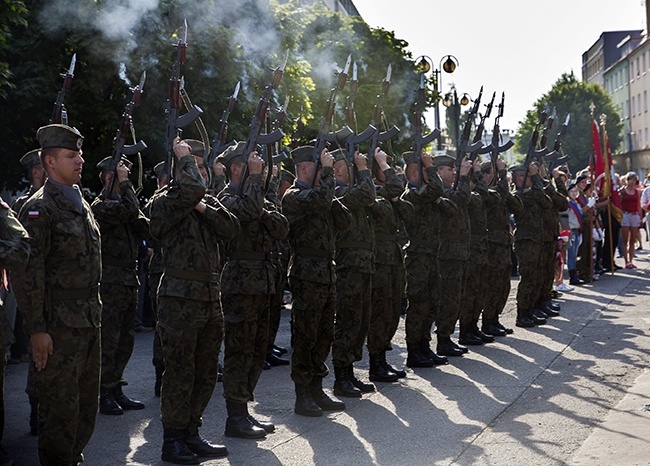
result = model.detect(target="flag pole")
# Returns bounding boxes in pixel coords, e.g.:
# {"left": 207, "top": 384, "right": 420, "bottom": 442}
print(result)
{"left": 600, "top": 113, "right": 615, "bottom": 275}
{"left": 588, "top": 104, "right": 596, "bottom": 282}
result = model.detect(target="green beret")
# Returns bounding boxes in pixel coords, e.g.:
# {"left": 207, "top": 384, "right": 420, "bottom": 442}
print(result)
{"left": 153, "top": 161, "right": 166, "bottom": 179}
{"left": 509, "top": 164, "right": 526, "bottom": 173}
{"left": 20, "top": 149, "right": 41, "bottom": 169}
{"left": 402, "top": 151, "right": 417, "bottom": 165}
{"left": 186, "top": 139, "right": 206, "bottom": 158}
{"left": 279, "top": 169, "right": 295, "bottom": 184}
{"left": 37, "top": 124, "right": 84, "bottom": 151}
{"left": 432, "top": 154, "right": 455, "bottom": 168}
{"left": 290, "top": 145, "right": 315, "bottom": 164}
{"left": 96, "top": 156, "right": 131, "bottom": 172}
{"left": 330, "top": 148, "right": 346, "bottom": 163}
{"left": 216, "top": 141, "right": 246, "bottom": 167}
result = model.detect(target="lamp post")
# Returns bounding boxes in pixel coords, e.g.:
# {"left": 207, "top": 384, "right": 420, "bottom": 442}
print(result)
{"left": 415, "top": 55, "right": 459, "bottom": 151}
{"left": 442, "top": 84, "right": 471, "bottom": 154}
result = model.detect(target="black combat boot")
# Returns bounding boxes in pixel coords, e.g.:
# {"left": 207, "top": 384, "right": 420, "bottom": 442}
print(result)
{"left": 295, "top": 383, "right": 323, "bottom": 417}
{"left": 471, "top": 320, "right": 495, "bottom": 343}
{"left": 458, "top": 325, "right": 483, "bottom": 346}
{"left": 162, "top": 428, "right": 199, "bottom": 464}
{"left": 369, "top": 353, "right": 399, "bottom": 382}
{"left": 224, "top": 400, "right": 266, "bottom": 439}
{"left": 113, "top": 385, "right": 145, "bottom": 410}
{"left": 418, "top": 340, "right": 449, "bottom": 365}
{"left": 482, "top": 318, "right": 507, "bottom": 337}
{"left": 184, "top": 424, "right": 228, "bottom": 458}
{"left": 437, "top": 337, "right": 465, "bottom": 357}
{"left": 266, "top": 345, "right": 290, "bottom": 366}
{"left": 381, "top": 352, "right": 406, "bottom": 378}
{"left": 529, "top": 309, "right": 547, "bottom": 325}
{"left": 515, "top": 308, "right": 535, "bottom": 328}
{"left": 538, "top": 302, "right": 560, "bottom": 317}
{"left": 245, "top": 404, "right": 275, "bottom": 433}
{"left": 406, "top": 343, "right": 435, "bottom": 368}
{"left": 309, "top": 377, "right": 345, "bottom": 411}
{"left": 99, "top": 388, "right": 123, "bottom": 415}
{"left": 544, "top": 299, "right": 561, "bottom": 312}
{"left": 29, "top": 395, "right": 38, "bottom": 436}
{"left": 348, "top": 365, "right": 375, "bottom": 392}
{"left": 332, "top": 366, "right": 362, "bottom": 398}
{"left": 495, "top": 318, "right": 513, "bottom": 334}
{"left": 154, "top": 366, "right": 163, "bottom": 397}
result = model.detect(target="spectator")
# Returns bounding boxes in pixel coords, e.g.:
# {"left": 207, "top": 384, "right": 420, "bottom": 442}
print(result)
{"left": 618, "top": 172, "right": 643, "bottom": 268}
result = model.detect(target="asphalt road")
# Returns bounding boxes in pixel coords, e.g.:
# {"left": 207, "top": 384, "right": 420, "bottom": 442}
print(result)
{"left": 2, "top": 249, "right": 649, "bottom": 465}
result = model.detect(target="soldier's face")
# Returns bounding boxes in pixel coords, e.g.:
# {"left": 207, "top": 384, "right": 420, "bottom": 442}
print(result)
{"left": 31, "top": 164, "right": 47, "bottom": 188}
{"left": 193, "top": 155, "right": 208, "bottom": 183}
{"left": 483, "top": 168, "right": 494, "bottom": 185}
{"left": 46, "top": 148, "right": 84, "bottom": 186}
{"left": 437, "top": 165, "right": 454, "bottom": 185}
{"left": 334, "top": 160, "right": 349, "bottom": 184}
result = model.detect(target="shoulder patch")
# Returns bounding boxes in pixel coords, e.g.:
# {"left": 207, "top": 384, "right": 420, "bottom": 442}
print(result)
{"left": 28, "top": 210, "right": 40, "bottom": 219}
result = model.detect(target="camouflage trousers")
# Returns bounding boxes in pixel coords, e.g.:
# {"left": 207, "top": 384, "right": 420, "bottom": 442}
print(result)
{"left": 459, "top": 248, "right": 489, "bottom": 328}
{"left": 536, "top": 240, "right": 557, "bottom": 305}
{"left": 404, "top": 253, "right": 438, "bottom": 346}
{"left": 268, "top": 266, "right": 287, "bottom": 351}
{"left": 34, "top": 326, "right": 100, "bottom": 466}
{"left": 435, "top": 258, "right": 468, "bottom": 339}
{"left": 367, "top": 262, "right": 405, "bottom": 355}
{"left": 100, "top": 282, "right": 137, "bottom": 390}
{"left": 331, "top": 269, "right": 372, "bottom": 368}
{"left": 158, "top": 296, "right": 222, "bottom": 430}
{"left": 514, "top": 239, "right": 544, "bottom": 311}
{"left": 149, "top": 272, "right": 164, "bottom": 369}
{"left": 289, "top": 277, "right": 335, "bottom": 386}
{"left": 221, "top": 293, "right": 270, "bottom": 404}
{"left": 482, "top": 242, "right": 512, "bottom": 321}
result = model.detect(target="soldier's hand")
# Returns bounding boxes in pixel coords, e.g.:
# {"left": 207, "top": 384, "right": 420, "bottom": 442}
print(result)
{"left": 529, "top": 162, "right": 539, "bottom": 176}
{"left": 31, "top": 332, "right": 54, "bottom": 371}
{"left": 272, "top": 164, "right": 279, "bottom": 178}
{"left": 248, "top": 151, "right": 264, "bottom": 175}
{"left": 421, "top": 153, "right": 433, "bottom": 168}
{"left": 472, "top": 159, "right": 482, "bottom": 173}
{"left": 320, "top": 149, "right": 334, "bottom": 168}
{"left": 374, "top": 148, "right": 390, "bottom": 171}
{"left": 173, "top": 137, "right": 192, "bottom": 159}
{"left": 459, "top": 158, "right": 472, "bottom": 176}
{"left": 116, "top": 160, "right": 130, "bottom": 182}
{"left": 353, "top": 151, "right": 368, "bottom": 170}
{"left": 496, "top": 158, "right": 506, "bottom": 170}
{"left": 194, "top": 201, "right": 207, "bottom": 214}
{"left": 213, "top": 160, "right": 225, "bottom": 176}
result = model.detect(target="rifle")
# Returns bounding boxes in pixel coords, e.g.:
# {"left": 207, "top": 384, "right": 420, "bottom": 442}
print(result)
{"left": 468, "top": 91, "right": 495, "bottom": 162}
{"left": 310, "top": 54, "right": 354, "bottom": 187}
{"left": 163, "top": 20, "right": 203, "bottom": 182}
{"left": 102, "top": 71, "right": 148, "bottom": 199}
{"left": 237, "top": 50, "right": 289, "bottom": 196}
{"left": 485, "top": 92, "right": 514, "bottom": 182}
{"left": 412, "top": 70, "right": 440, "bottom": 185}
{"left": 49, "top": 53, "right": 76, "bottom": 125}
{"left": 206, "top": 81, "right": 240, "bottom": 187}
{"left": 344, "top": 62, "right": 376, "bottom": 185}
{"left": 452, "top": 86, "right": 484, "bottom": 189}
{"left": 518, "top": 104, "right": 549, "bottom": 192}
{"left": 544, "top": 114, "right": 571, "bottom": 173}
{"left": 367, "top": 64, "right": 400, "bottom": 172}
{"left": 264, "top": 96, "right": 290, "bottom": 191}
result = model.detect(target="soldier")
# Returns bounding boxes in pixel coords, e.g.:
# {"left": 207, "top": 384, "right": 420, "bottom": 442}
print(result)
{"left": 510, "top": 163, "right": 552, "bottom": 328}
{"left": 0, "top": 196, "right": 30, "bottom": 452}
{"left": 401, "top": 151, "right": 447, "bottom": 367}
{"left": 150, "top": 137, "right": 239, "bottom": 464}
{"left": 480, "top": 160, "right": 523, "bottom": 336}
{"left": 366, "top": 149, "right": 410, "bottom": 381}
{"left": 12, "top": 124, "right": 101, "bottom": 466}
{"left": 217, "top": 141, "right": 289, "bottom": 439}
{"left": 12, "top": 149, "right": 47, "bottom": 215}
{"left": 92, "top": 156, "right": 150, "bottom": 415}
{"left": 282, "top": 146, "right": 350, "bottom": 416}
{"left": 330, "top": 148, "right": 376, "bottom": 398}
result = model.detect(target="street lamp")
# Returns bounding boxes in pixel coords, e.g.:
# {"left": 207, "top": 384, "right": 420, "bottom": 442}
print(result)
{"left": 415, "top": 54, "right": 459, "bottom": 151}
{"left": 442, "top": 84, "right": 471, "bottom": 154}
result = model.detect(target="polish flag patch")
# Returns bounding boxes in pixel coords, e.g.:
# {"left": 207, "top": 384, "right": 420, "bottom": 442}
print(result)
{"left": 28, "top": 210, "right": 40, "bottom": 219}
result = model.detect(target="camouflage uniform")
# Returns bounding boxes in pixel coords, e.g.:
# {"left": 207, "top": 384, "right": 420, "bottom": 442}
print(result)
{"left": 91, "top": 179, "right": 150, "bottom": 394}
{"left": 13, "top": 176, "right": 102, "bottom": 466}
{"left": 12, "top": 186, "right": 38, "bottom": 218}
{"left": 149, "top": 154, "right": 239, "bottom": 433}
{"left": 143, "top": 197, "right": 164, "bottom": 372}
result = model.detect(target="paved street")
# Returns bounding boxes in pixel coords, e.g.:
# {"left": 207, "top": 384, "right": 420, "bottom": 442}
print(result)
{"left": 2, "top": 250, "right": 649, "bottom": 465}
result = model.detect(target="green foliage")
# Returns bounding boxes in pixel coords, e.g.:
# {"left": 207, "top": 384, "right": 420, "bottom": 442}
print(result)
{"left": 0, "top": 0, "right": 28, "bottom": 97}
{"left": 514, "top": 72, "right": 622, "bottom": 174}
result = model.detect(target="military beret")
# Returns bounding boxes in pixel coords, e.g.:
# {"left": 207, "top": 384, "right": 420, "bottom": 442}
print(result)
{"left": 20, "top": 149, "right": 41, "bottom": 169}
{"left": 279, "top": 169, "right": 295, "bottom": 184}
{"left": 509, "top": 164, "right": 526, "bottom": 173}
{"left": 186, "top": 139, "right": 206, "bottom": 158}
{"left": 37, "top": 124, "right": 84, "bottom": 151}
{"left": 330, "top": 148, "right": 347, "bottom": 163}
{"left": 290, "top": 145, "right": 316, "bottom": 164}
{"left": 432, "top": 154, "right": 455, "bottom": 168}
{"left": 216, "top": 141, "right": 246, "bottom": 167}
{"left": 402, "top": 151, "right": 418, "bottom": 165}
{"left": 153, "top": 161, "right": 166, "bottom": 179}
{"left": 96, "top": 156, "right": 131, "bottom": 172}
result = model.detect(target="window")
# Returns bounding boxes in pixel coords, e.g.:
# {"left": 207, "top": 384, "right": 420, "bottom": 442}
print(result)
{"left": 645, "top": 91, "right": 648, "bottom": 113}
{"left": 632, "top": 96, "right": 636, "bottom": 117}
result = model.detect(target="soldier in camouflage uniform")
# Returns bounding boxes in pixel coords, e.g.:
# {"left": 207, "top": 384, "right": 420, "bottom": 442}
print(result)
{"left": 282, "top": 146, "right": 350, "bottom": 417}
{"left": 480, "top": 160, "right": 523, "bottom": 336}
{"left": 92, "top": 156, "right": 150, "bottom": 415}
{"left": 12, "top": 149, "right": 47, "bottom": 215}
{"left": 366, "top": 149, "right": 410, "bottom": 381}
{"left": 330, "top": 148, "right": 377, "bottom": 398}
{"left": 150, "top": 138, "right": 239, "bottom": 464}
{"left": 401, "top": 151, "right": 447, "bottom": 367}
{"left": 217, "top": 142, "right": 289, "bottom": 439}
{"left": 12, "top": 124, "right": 101, "bottom": 466}
{"left": 511, "top": 163, "right": 552, "bottom": 328}
{"left": 433, "top": 154, "right": 473, "bottom": 357}
{"left": 1, "top": 195, "right": 30, "bottom": 450}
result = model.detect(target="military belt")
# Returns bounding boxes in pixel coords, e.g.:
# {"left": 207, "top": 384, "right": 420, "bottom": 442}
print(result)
{"left": 164, "top": 267, "right": 219, "bottom": 283}
{"left": 102, "top": 258, "right": 137, "bottom": 270}
{"left": 336, "top": 241, "right": 373, "bottom": 250}
{"left": 228, "top": 251, "right": 275, "bottom": 261}
{"left": 294, "top": 247, "right": 334, "bottom": 260}
{"left": 49, "top": 284, "right": 100, "bottom": 301}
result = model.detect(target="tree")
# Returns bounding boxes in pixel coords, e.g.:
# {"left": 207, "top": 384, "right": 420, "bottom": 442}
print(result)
{"left": 0, "top": 0, "right": 27, "bottom": 97}
{"left": 514, "top": 72, "right": 622, "bottom": 174}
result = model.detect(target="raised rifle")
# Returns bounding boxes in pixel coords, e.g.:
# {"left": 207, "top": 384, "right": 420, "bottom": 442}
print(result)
{"left": 237, "top": 50, "right": 289, "bottom": 196}
{"left": 49, "top": 53, "right": 76, "bottom": 125}
{"left": 264, "top": 96, "right": 290, "bottom": 191}
{"left": 412, "top": 70, "right": 440, "bottom": 185}
{"left": 518, "top": 104, "right": 549, "bottom": 192}
{"left": 163, "top": 20, "right": 203, "bottom": 182}
{"left": 206, "top": 81, "right": 240, "bottom": 187}
{"left": 544, "top": 114, "right": 571, "bottom": 172}
{"left": 102, "top": 71, "right": 148, "bottom": 199}
{"left": 485, "top": 92, "right": 514, "bottom": 182}
{"left": 367, "top": 64, "right": 400, "bottom": 173}
{"left": 452, "top": 86, "right": 484, "bottom": 189}
{"left": 468, "top": 91, "right": 495, "bottom": 162}
{"left": 310, "top": 54, "right": 354, "bottom": 187}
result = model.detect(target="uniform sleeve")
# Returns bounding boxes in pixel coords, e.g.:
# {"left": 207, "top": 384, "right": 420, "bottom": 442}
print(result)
{"left": 339, "top": 170, "right": 375, "bottom": 209}
{"left": 0, "top": 206, "right": 30, "bottom": 269}
{"left": 220, "top": 174, "right": 265, "bottom": 222}
{"left": 202, "top": 195, "right": 241, "bottom": 243}
{"left": 281, "top": 168, "right": 336, "bottom": 223}
{"left": 376, "top": 168, "right": 404, "bottom": 200}
{"left": 91, "top": 180, "right": 140, "bottom": 226}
